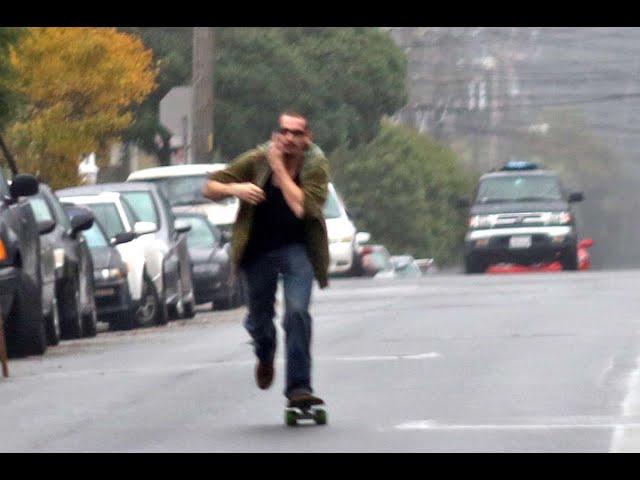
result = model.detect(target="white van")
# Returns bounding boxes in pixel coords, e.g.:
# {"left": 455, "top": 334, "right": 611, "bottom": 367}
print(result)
{"left": 127, "top": 164, "right": 240, "bottom": 241}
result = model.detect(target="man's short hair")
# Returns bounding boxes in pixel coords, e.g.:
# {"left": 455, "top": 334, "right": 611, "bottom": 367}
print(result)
{"left": 280, "top": 110, "right": 309, "bottom": 131}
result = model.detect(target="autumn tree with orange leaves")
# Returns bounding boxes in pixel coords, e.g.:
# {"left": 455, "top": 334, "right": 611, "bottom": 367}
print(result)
{"left": 7, "top": 28, "right": 157, "bottom": 188}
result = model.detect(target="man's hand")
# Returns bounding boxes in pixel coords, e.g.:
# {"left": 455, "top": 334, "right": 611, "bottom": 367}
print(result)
{"left": 232, "top": 183, "right": 265, "bottom": 205}
{"left": 268, "top": 133, "right": 287, "bottom": 175}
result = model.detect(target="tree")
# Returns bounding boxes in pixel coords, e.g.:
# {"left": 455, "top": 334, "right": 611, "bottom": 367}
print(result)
{"left": 330, "top": 119, "right": 475, "bottom": 265}
{"left": 120, "top": 27, "right": 407, "bottom": 161}
{"left": 7, "top": 28, "right": 157, "bottom": 188}
{"left": 0, "top": 28, "right": 23, "bottom": 131}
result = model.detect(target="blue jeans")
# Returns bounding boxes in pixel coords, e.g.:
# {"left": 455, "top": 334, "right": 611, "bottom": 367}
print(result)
{"left": 241, "top": 244, "right": 315, "bottom": 398}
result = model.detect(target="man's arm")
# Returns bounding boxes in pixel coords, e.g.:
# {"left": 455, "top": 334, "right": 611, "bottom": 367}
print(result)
{"left": 202, "top": 150, "right": 265, "bottom": 205}
{"left": 273, "top": 168, "right": 305, "bottom": 218}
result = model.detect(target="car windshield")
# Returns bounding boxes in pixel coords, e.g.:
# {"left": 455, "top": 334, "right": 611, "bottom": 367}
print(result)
{"left": 323, "top": 188, "right": 343, "bottom": 219}
{"left": 83, "top": 222, "right": 109, "bottom": 249}
{"left": 83, "top": 203, "right": 126, "bottom": 239}
{"left": 120, "top": 191, "right": 158, "bottom": 226}
{"left": 147, "top": 176, "right": 235, "bottom": 207}
{"left": 476, "top": 175, "right": 563, "bottom": 204}
{"left": 29, "top": 195, "right": 54, "bottom": 223}
{"left": 185, "top": 217, "right": 217, "bottom": 249}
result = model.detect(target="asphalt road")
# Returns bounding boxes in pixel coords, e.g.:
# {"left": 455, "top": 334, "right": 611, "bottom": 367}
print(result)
{"left": 3, "top": 270, "right": 640, "bottom": 452}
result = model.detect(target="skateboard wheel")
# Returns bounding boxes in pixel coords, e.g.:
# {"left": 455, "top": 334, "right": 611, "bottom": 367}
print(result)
{"left": 285, "top": 410, "right": 297, "bottom": 426}
{"left": 314, "top": 409, "right": 327, "bottom": 425}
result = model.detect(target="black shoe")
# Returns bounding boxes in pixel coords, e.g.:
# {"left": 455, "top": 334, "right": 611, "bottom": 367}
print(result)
{"left": 287, "top": 392, "right": 324, "bottom": 408}
{"left": 255, "top": 358, "right": 274, "bottom": 390}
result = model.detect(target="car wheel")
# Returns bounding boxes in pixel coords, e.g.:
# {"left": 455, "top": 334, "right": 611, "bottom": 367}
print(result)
{"left": 560, "top": 245, "right": 578, "bottom": 271}
{"left": 82, "top": 300, "right": 98, "bottom": 338}
{"left": 45, "top": 297, "right": 61, "bottom": 346}
{"left": 464, "top": 255, "right": 487, "bottom": 274}
{"left": 138, "top": 274, "right": 162, "bottom": 327}
{"left": 60, "top": 275, "right": 83, "bottom": 340}
{"left": 7, "top": 273, "right": 46, "bottom": 357}
{"left": 183, "top": 289, "right": 196, "bottom": 319}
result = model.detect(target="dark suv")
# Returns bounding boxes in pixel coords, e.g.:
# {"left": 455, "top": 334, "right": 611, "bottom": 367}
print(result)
{"left": 0, "top": 171, "right": 46, "bottom": 356}
{"left": 463, "top": 161, "right": 584, "bottom": 274}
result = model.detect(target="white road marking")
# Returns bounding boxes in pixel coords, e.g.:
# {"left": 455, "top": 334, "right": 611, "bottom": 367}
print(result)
{"left": 610, "top": 354, "right": 640, "bottom": 452}
{"left": 395, "top": 420, "right": 640, "bottom": 431}
{"left": 331, "top": 353, "right": 440, "bottom": 362}
{"left": 6, "top": 353, "right": 442, "bottom": 381}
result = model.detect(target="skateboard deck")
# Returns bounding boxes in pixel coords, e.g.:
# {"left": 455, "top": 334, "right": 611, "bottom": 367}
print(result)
{"left": 285, "top": 402, "right": 327, "bottom": 426}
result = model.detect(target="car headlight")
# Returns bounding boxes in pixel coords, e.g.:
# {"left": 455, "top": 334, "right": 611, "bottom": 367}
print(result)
{"left": 95, "top": 267, "right": 126, "bottom": 281}
{"left": 468, "top": 215, "right": 493, "bottom": 229}
{"left": 54, "top": 248, "right": 65, "bottom": 269}
{"left": 548, "top": 211, "right": 572, "bottom": 225}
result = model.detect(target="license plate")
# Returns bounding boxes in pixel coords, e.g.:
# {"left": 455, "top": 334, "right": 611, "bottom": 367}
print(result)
{"left": 95, "top": 288, "right": 116, "bottom": 297}
{"left": 509, "top": 235, "right": 532, "bottom": 249}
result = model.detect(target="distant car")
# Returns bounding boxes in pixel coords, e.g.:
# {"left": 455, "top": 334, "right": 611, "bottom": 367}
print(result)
{"left": 57, "top": 183, "right": 196, "bottom": 321}
{"left": 67, "top": 207, "right": 134, "bottom": 324}
{"left": 361, "top": 245, "right": 395, "bottom": 278}
{"left": 29, "top": 184, "right": 97, "bottom": 341}
{"left": 0, "top": 173, "right": 47, "bottom": 356}
{"left": 462, "top": 160, "right": 584, "bottom": 274}
{"left": 324, "top": 183, "right": 369, "bottom": 276}
{"left": 127, "top": 164, "right": 240, "bottom": 243}
{"left": 175, "top": 212, "right": 242, "bottom": 310}
{"left": 390, "top": 255, "right": 423, "bottom": 279}
{"left": 58, "top": 192, "right": 167, "bottom": 330}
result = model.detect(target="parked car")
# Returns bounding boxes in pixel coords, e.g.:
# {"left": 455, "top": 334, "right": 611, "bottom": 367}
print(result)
{"left": 390, "top": 255, "right": 423, "bottom": 279}
{"left": 66, "top": 206, "right": 135, "bottom": 324}
{"left": 127, "top": 164, "right": 239, "bottom": 243}
{"left": 29, "top": 184, "right": 97, "bottom": 340}
{"left": 175, "top": 212, "right": 242, "bottom": 310}
{"left": 34, "top": 202, "right": 59, "bottom": 346}
{"left": 324, "top": 183, "right": 369, "bottom": 277}
{"left": 0, "top": 172, "right": 47, "bottom": 356}
{"left": 57, "top": 183, "right": 196, "bottom": 321}
{"left": 360, "top": 245, "right": 395, "bottom": 278}
{"left": 58, "top": 191, "right": 167, "bottom": 330}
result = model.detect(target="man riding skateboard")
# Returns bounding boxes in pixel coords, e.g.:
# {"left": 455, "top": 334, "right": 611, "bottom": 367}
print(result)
{"left": 203, "top": 111, "right": 330, "bottom": 409}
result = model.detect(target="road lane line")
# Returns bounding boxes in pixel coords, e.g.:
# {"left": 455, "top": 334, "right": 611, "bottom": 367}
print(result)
{"left": 610, "top": 354, "right": 640, "bottom": 452}
{"left": 5, "top": 352, "right": 442, "bottom": 381}
{"left": 395, "top": 420, "right": 640, "bottom": 431}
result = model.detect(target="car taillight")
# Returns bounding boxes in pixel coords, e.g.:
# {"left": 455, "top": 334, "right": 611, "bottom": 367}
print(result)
{"left": 0, "top": 240, "right": 7, "bottom": 262}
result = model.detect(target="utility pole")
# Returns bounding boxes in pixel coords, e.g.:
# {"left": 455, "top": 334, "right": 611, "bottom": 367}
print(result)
{"left": 191, "top": 27, "right": 215, "bottom": 164}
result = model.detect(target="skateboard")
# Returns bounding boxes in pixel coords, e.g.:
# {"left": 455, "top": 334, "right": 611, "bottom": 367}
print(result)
{"left": 285, "top": 401, "right": 327, "bottom": 426}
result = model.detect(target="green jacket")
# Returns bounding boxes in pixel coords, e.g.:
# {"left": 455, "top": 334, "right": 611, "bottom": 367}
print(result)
{"left": 208, "top": 142, "right": 330, "bottom": 289}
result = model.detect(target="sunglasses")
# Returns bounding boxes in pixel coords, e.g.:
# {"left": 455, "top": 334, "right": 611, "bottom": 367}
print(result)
{"left": 277, "top": 127, "right": 306, "bottom": 137}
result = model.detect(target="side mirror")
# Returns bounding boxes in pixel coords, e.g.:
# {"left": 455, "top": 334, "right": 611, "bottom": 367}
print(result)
{"left": 578, "top": 238, "right": 594, "bottom": 249}
{"left": 134, "top": 221, "right": 157, "bottom": 236}
{"left": 569, "top": 192, "right": 584, "bottom": 203}
{"left": 37, "top": 219, "right": 56, "bottom": 235}
{"left": 355, "top": 232, "right": 371, "bottom": 245}
{"left": 174, "top": 219, "right": 192, "bottom": 234}
{"left": 111, "top": 231, "right": 136, "bottom": 246}
{"left": 456, "top": 197, "right": 471, "bottom": 209}
{"left": 10, "top": 174, "right": 39, "bottom": 199}
{"left": 70, "top": 211, "right": 94, "bottom": 237}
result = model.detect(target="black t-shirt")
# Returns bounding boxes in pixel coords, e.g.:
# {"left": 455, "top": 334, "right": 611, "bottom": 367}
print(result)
{"left": 241, "top": 174, "right": 306, "bottom": 266}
